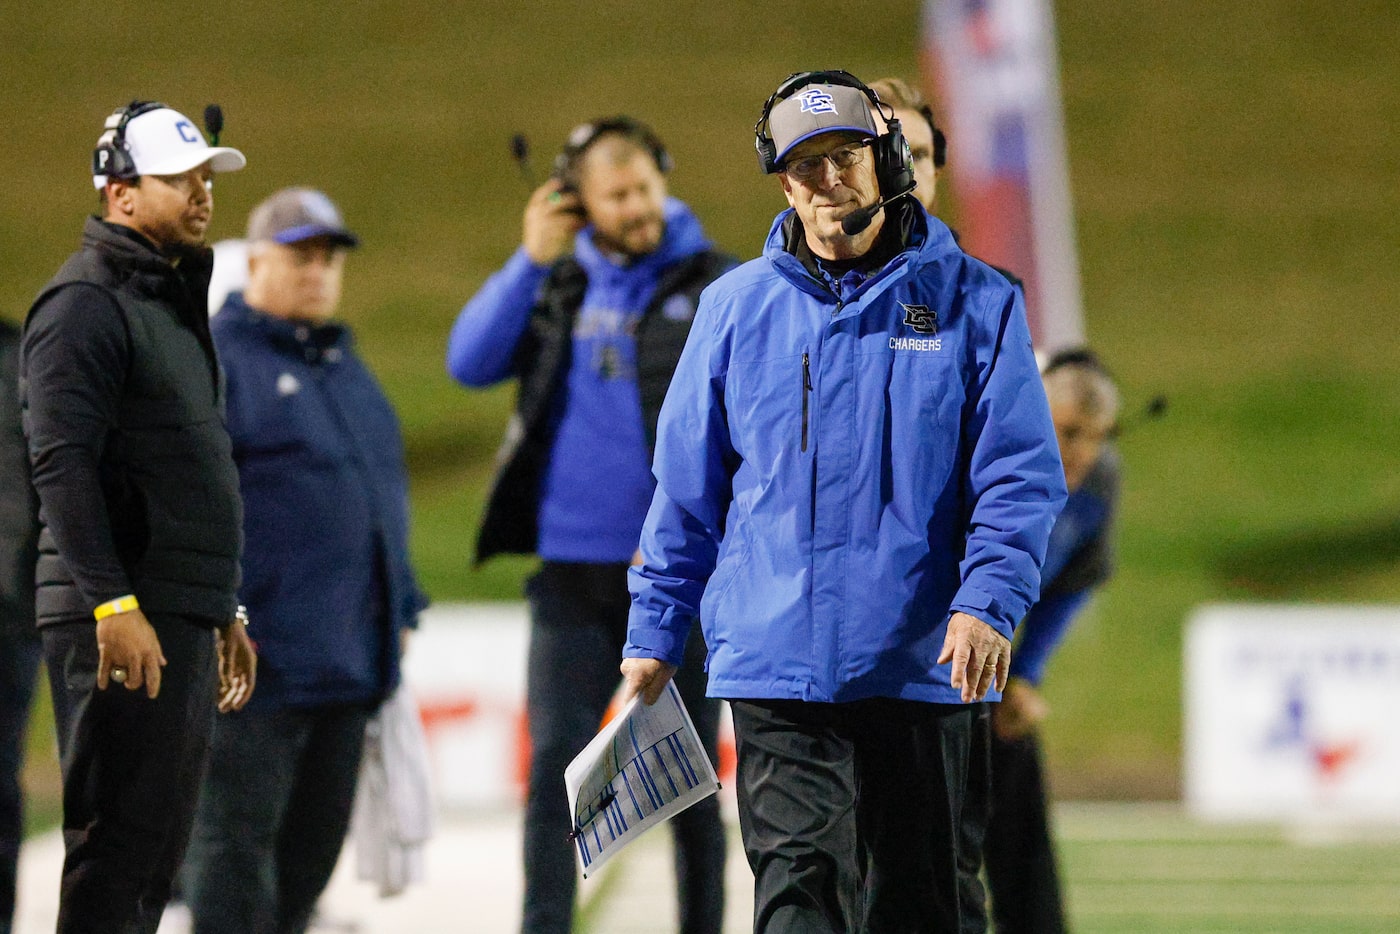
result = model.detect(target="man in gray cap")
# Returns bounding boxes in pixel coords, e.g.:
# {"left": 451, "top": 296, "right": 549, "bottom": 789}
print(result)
{"left": 620, "top": 71, "right": 1064, "bottom": 932}
{"left": 21, "top": 100, "right": 257, "bottom": 933}
{"left": 183, "top": 188, "right": 427, "bottom": 934}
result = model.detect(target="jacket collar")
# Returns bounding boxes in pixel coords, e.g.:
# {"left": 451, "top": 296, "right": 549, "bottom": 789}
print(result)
{"left": 217, "top": 292, "right": 352, "bottom": 361}
{"left": 765, "top": 200, "right": 954, "bottom": 302}
{"left": 83, "top": 216, "right": 217, "bottom": 310}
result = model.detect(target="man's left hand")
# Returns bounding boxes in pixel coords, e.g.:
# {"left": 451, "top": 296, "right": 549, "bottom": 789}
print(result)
{"left": 937, "top": 611, "right": 1011, "bottom": 703}
{"left": 216, "top": 618, "right": 257, "bottom": 713}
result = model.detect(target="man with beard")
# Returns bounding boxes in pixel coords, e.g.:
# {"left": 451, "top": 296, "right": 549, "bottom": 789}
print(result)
{"left": 446, "top": 117, "right": 734, "bottom": 934}
{"left": 20, "top": 100, "right": 257, "bottom": 933}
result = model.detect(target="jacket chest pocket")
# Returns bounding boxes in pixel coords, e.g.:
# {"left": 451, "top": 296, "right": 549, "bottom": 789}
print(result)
{"left": 725, "top": 351, "right": 808, "bottom": 469}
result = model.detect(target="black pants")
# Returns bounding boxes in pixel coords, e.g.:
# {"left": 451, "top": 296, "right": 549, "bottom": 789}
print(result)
{"left": 521, "top": 561, "right": 726, "bottom": 934}
{"left": 0, "top": 622, "right": 42, "bottom": 934}
{"left": 184, "top": 703, "right": 371, "bottom": 934}
{"left": 731, "top": 698, "right": 974, "bottom": 934}
{"left": 43, "top": 615, "right": 218, "bottom": 934}
{"left": 983, "top": 729, "right": 1067, "bottom": 934}
{"left": 958, "top": 703, "right": 993, "bottom": 934}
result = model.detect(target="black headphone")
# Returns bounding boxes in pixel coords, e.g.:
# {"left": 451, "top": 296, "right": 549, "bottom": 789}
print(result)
{"left": 92, "top": 100, "right": 168, "bottom": 181}
{"left": 1042, "top": 346, "right": 1113, "bottom": 379}
{"left": 552, "top": 116, "right": 672, "bottom": 191}
{"left": 914, "top": 104, "right": 948, "bottom": 169}
{"left": 753, "top": 70, "right": 915, "bottom": 201}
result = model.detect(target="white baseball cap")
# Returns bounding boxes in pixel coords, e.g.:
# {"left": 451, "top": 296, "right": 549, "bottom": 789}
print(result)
{"left": 92, "top": 105, "right": 247, "bottom": 189}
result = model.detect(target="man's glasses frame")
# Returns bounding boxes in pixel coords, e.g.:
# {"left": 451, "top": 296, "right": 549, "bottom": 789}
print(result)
{"left": 781, "top": 139, "right": 872, "bottom": 182}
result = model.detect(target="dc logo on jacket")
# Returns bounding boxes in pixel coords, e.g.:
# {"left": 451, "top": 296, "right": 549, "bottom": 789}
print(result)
{"left": 900, "top": 302, "right": 937, "bottom": 334}
{"left": 890, "top": 302, "right": 942, "bottom": 352}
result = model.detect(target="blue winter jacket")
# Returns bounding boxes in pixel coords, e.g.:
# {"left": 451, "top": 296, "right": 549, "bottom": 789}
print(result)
{"left": 624, "top": 206, "right": 1066, "bottom": 705}
{"left": 213, "top": 295, "right": 427, "bottom": 710}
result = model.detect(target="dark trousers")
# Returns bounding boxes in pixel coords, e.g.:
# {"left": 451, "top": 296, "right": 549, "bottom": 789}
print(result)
{"left": 521, "top": 561, "right": 725, "bottom": 934}
{"left": 731, "top": 698, "right": 974, "bottom": 934}
{"left": 183, "top": 702, "right": 371, "bottom": 934}
{"left": 0, "top": 624, "right": 42, "bottom": 934}
{"left": 43, "top": 615, "right": 218, "bottom": 934}
{"left": 983, "top": 730, "right": 1067, "bottom": 934}
{"left": 958, "top": 703, "right": 992, "bottom": 934}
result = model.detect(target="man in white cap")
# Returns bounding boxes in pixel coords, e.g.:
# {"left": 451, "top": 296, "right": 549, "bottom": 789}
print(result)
{"left": 621, "top": 71, "right": 1065, "bottom": 932}
{"left": 20, "top": 100, "right": 256, "bottom": 934}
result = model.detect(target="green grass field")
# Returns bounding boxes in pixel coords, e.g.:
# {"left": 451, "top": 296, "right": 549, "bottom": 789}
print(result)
{"left": 585, "top": 805, "right": 1400, "bottom": 933}
{"left": 4, "top": 2, "right": 1399, "bottom": 915}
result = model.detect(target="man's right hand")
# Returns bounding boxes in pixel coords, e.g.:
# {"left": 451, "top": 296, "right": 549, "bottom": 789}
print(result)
{"left": 96, "top": 609, "right": 166, "bottom": 699}
{"left": 522, "top": 179, "right": 586, "bottom": 265}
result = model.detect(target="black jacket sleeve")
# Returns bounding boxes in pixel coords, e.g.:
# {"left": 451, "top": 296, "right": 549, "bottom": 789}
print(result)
{"left": 22, "top": 285, "right": 135, "bottom": 608}
{"left": 0, "top": 322, "right": 39, "bottom": 629}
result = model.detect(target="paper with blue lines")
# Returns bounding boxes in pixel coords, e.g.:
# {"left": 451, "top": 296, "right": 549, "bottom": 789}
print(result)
{"left": 564, "top": 680, "right": 719, "bottom": 878}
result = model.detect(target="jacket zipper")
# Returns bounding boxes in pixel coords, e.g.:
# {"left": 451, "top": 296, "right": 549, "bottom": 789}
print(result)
{"left": 801, "top": 352, "right": 812, "bottom": 452}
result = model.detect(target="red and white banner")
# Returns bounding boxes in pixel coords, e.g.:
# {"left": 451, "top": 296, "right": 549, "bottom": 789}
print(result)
{"left": 921, "top": 0, "right": 1084, "bottom": 350}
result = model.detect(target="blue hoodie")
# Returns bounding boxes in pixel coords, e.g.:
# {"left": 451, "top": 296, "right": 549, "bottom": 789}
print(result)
{"left": 625, "top": 206, "right": 1066, "bottom": 705}
{"left": 447, "top": 197, "right": 713, "bottom": 562}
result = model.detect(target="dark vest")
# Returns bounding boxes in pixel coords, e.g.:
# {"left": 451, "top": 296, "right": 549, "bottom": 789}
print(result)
{"left": 24, "top": 219, "right": 242, "bottom": 625}
{"left": 475, "top": 248, "right": 735, "bottom": 563}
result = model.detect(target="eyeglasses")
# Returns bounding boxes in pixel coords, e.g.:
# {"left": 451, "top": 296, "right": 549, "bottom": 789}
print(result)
{"left": 782, "top": 140, "right": 870, "bottom": 182}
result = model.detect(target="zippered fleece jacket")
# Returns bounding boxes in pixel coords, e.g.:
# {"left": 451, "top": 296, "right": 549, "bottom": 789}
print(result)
{"left": 625, "top": 205, "right": 1067, "bottom": 705}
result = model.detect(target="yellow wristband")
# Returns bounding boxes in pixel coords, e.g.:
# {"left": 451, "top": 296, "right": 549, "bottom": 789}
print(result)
{"left": 93, "top": 595, "right": 139, "bottom": 621}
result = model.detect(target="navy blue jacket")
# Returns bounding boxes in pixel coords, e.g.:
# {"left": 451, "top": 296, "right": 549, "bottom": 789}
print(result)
{"left": 213, "top": 294, "right": 427, "bottom": 710}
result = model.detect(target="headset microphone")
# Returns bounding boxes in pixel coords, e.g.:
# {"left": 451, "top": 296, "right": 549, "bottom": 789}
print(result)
{"left": 1115, "top": 394, "right": 1168, "bottom": 438}
{"left": 203, "top": 104, "right": 224, "bottom": 145}
{"left": 840, "top": 180, "right": 916, "bottom": 236}
{"left": 509, "top": 132, "right": 537, "bottom": 188}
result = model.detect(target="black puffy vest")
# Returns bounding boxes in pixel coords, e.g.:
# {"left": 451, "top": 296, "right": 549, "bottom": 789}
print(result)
{"left": 24, "top": 219, "right": 241, "bottom": 625}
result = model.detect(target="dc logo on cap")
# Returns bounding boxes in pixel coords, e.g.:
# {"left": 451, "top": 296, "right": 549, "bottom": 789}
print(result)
{"left": 798, "top": 89, "right": 837, "bottom": 115}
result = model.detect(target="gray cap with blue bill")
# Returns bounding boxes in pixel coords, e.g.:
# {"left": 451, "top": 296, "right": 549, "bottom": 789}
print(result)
{"left": 767, "top": 83, "right": 879, "bottom": 168}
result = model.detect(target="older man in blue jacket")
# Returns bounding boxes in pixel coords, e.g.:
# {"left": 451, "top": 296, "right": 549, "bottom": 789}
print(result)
{"left": 184, "top": 188, "right": 427, "bottom": 934}
{"left": 622, "top": 71, "right": 1066, "bottom": 934}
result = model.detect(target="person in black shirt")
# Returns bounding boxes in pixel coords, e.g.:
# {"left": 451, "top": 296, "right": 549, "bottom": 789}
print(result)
{"left": 20, "top": 101, "right": 257, "bottom": 934}
{"left": 0, "top": 320, "right": 40, "bottom": 934}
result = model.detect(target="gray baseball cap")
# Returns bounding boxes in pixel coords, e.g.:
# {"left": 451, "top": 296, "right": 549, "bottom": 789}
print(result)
{"left": 246, "top": 187, "right": 359, "bottom": 248}
{"left": 768, "top": 83, "right": 879, "bottom": 167}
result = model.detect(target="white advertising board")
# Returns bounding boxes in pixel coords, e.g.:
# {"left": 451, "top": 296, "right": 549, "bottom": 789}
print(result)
{"left": 1185, "top": 604, "right": 1400, "bottom": 822}
{"left": 401, "top": 603, "right": 736, "bottom": 812}
{"left": 401, "top": 603, "right": 531, "bottom": 810}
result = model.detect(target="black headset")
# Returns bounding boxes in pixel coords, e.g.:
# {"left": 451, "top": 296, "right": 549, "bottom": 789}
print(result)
{"left": 1042, "top": 346, "right": 1113, "bottom": 380}
{"left": 92, "top": 100, "right": 168, "bottom": 181}
{"left": 914, "top": 104, "right": 948, "bottom": 169}
{"left": 753, "top": 70, "right": 915, "bottom": 201}
{"left": 552, "top": 116, "right": 672, "bottom": 191}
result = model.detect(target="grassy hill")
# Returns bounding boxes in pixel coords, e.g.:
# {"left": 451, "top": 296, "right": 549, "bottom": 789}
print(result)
{"left": 3, "top": 0, "right": 1397, "bottom": 803}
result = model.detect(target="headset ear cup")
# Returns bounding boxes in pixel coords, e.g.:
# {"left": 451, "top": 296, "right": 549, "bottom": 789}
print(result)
{"left": 873, "top": 120, "right": 915, "bottom": 199}
{"left": 755, "top": 136, "right": 778, "bottom": 174}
